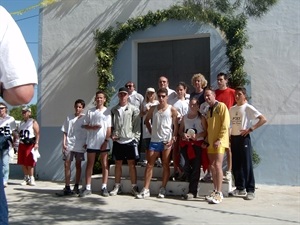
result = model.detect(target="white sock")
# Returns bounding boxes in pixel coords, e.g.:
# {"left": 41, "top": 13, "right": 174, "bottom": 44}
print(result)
{"left": 102, "top": 184, "right": 107, "bottom": 189}
{"left": 115, "top": 183, "right": 120, "bottom": 188}
{"left": 86, "top": 184, "right": 91, "bottom": 190}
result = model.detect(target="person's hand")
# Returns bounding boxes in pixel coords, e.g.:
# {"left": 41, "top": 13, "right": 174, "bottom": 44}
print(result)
{"left": 213, "top": 139, "right": 221, "bottom": 149}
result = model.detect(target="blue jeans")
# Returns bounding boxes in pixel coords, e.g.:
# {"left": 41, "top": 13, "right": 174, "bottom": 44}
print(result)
{"left": 0, "top": 149, "right": 9, "bottom": 183}
{"left": 0, "top": 159, "right": 8, "bottom": 224}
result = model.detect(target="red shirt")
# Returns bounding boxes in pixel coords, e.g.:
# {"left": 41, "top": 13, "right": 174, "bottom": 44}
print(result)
{"left": 215, "top": 88, "right": 235, "bottom": 109}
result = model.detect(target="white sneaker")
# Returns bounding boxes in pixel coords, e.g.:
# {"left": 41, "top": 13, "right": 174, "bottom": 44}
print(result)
{"left": 157, "top": 187, "right": 166, "bottom": 198}
{"left": 21, "top": 176, "right": 30, "bottom": 185}
{"left": 211, "top": 192, "right": 223, "bottom": 204}
{"left": 3, "top": 182, "right": 8, "bottom": 188}
{"left": 136, "top": 188, "right": 150, "bottom": 199}
{"left": 29, "top": 177, "right": 36, "bottom": 186}
{"left": 155, "top": 158, "right": 162, "bottom": 167}
{"left": 110, "top": 185, "right": 122, "bottom": 196}
{"left": 224, "top": 171, "right": 232, "bottom": 182}
{"left": 205, "top": 190, "right": 216, "bottom": 202}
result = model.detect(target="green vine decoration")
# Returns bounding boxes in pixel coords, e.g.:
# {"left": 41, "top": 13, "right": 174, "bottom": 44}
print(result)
{"left": 94, "top": 3, "right": 249, "bottom": 101}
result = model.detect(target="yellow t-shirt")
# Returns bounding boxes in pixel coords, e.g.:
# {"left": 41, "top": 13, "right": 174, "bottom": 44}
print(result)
{"left": 206, "top": 102, "right": 230, "bottom": 151}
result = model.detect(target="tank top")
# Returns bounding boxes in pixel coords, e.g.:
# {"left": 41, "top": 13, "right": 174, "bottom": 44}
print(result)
{"left": 19, "top": 118, "right": 35, "bottom": 139}
{"left": 151, "top": 105, "right": 173, "bottom": 142}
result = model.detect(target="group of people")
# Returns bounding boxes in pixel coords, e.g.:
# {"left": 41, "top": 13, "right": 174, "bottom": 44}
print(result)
{"left": 58, "top": 73, "right": 266, "bottom": 205}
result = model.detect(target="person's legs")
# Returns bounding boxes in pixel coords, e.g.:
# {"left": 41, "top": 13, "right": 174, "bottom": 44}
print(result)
{"left": 74, "top": 160, "right": 82, "bottom": 186}
{"left": 2, "top": 149, "right": 9, "bottom": 184}
{"left": 0, "top": 159, "right": 8, "bottom": 225}
{"left": 144, "top": 150, "right": 159, "bottom": 189}
{"left": 85, "top": 152, "right": 96, "bottom": 187}
{"left": 64, "top": 159, "right": 71, "bottom": 187}
{"left": 127, "top": 159, "right": 137, "bottom": 185}
{"left": 161, "top": 148, "right": 172, "bottom": 188}
{"left": 242, "top": 136, "right": 255, "bottom": 193}
{"left": 231, "top": 136, "right": 245, "bottom": 190}
{"left": 188, "top": 146, "right": 201, "bottom": 196}
{"left": 100, "top": 152, "right": 109, "bottom": 186}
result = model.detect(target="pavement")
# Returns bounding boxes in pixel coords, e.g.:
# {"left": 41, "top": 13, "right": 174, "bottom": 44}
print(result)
{"left": 4, "top": 178, "right": 300, "bottom": 225}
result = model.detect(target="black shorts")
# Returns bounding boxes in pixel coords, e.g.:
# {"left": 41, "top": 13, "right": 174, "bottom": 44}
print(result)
{"left": 112, "top": 141, "right": 139, "bottom": 161}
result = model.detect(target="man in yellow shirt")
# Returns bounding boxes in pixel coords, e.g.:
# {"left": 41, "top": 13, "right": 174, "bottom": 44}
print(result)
{"left": 204, "top": 88, "right": 230, "bottom": 204}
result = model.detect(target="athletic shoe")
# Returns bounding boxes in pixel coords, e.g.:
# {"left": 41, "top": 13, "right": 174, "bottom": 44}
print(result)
{"left": 136, "top": 188, "right": 150, "bottom": 199}
{"left": 205, "top": 190, "right": 216, "bottom": 202}
{"left": 73, "top": 185, "right": 80, "bottom": 194}
{"left": 140, "top": 160, "right": 147, "bottom": 167}
{"left": 78, "top": 189, "right": 92, "bottom": 197}
{"left": 3, "top": 182, "right": 8, "bottom": 188}
{"left": 200, "top": 173, "right": 212, "bottom": 182}
{"left": 131, "top": 186, "right": 139, "bottom": 196}
{"left": 157, "top": 187, "right": 166, "bottom": 198}
{"left": 20, "top": 176, "right": 30, "bottom": 186}
{"left": 110, "top": 185, "right": 122, "bottom": 196}
{"left": 29, "top": 177, "right": 36, "bottom": 186}
{"left": 224, "top": 171, "right": 232, "bottom": 182}
{"left": 155, "top": 158, "right": 162, "bottom": 167}
{"left": 184, "top": 193, "right": 195, "bottom": 200}
{"left": 101, "top": 187, "right": 109, "bottom": 197}
{"left": 229, "top": 188, "right": 247, "bottom": 197}
{"left": 244, "top": 192, "right": 255, "bottom": 200}
{"left": 55, "top": 188, "right": 74, "bottom": 197}
{"left": 211, "top": 192, "right": 223, "bottom": 204}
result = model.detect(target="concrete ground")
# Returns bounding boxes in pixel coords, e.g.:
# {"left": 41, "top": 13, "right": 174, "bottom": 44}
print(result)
{"left": 5, "top": 178, "right": 300, "bottom": 225}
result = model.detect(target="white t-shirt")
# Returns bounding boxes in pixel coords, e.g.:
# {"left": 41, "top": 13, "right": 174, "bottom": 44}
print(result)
{"left": 0, "top": 114, "right": 16, "bottom": 137}
{"left": 19, "top": 118, "right": 35, "bottom": 140}
{"left": 61, "top": 114, "right": 87, "bottom": 153}
{"left": 229, "top": 103, "right": 262, "bottom": 136}
{"left": 84, "top": 107, "right": 111, "bottom": 150}
{"left": 128, "top": 91, "right": 144, "bottom": 108}
{"left": 0, "top": 6, "right": 38, "bottom": 89}
{"left": 169, "top": 97, "right": 189, "bottom": 119}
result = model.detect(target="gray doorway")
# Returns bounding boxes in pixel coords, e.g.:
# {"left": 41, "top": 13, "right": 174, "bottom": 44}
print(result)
{"left": 137, "top": 37, "right": 210, "bottom": 95}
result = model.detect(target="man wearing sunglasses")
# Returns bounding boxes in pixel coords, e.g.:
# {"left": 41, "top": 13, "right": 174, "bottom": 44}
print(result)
{"left": 125, "top": 81, "right": 144, "bottom": 109}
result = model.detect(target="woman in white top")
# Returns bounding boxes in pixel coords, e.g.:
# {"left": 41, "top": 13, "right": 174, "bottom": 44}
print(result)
{"left": 179, "top": 98, "right": 207, "bottom": 199}
{"left": 139, "top": 87, "right": 159, "bottom": 165}
{"left": 169, "top": 82, "right": 189, "bottom": 180}
{"left": 17, "top": 106, "right": 39, "bottom": 186}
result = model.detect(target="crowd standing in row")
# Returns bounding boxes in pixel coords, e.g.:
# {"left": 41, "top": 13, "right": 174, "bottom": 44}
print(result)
{"left": 53, "top": 73, "right": 266, "bottom": 205}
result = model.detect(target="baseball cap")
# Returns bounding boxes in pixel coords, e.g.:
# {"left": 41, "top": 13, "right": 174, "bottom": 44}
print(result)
{"left": 118, "top": 87, "right": 129, "bottom": 94}
{"left": 22, "top": 106, "right": 31, "bottom": 112}
{"left": 146, "top": 87, "right": 155, "bottom": 93}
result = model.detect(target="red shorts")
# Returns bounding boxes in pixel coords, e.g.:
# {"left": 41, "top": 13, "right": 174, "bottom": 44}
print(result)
{"left": 17, "top": 143, "right": 36, "bottom": 167}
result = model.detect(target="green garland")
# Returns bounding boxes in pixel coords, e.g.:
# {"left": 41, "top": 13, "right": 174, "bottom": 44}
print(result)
{"left": 94, "top": 4, "right": 248, "bottom": 101}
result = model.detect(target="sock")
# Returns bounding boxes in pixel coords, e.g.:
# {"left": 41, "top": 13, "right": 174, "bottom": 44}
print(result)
{"left": 86, "top": 184, "right": 91, "bottom": 190}
{"left": 102, "top": 184, "right": 107, "bottom": 189}
{"left": 65, "top": 185, "right": 71, "bottom": 190}
{"left": 74, "top": 183, "right": 79, "bottom": 187}
{"left": 115, "top": 183, "right": 120, "bottom": 188}
{"left": 30, "top": 176, "right": 35, "bottom": 181}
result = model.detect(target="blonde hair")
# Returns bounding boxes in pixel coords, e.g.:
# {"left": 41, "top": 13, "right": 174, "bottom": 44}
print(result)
{"left": 191, "top": 73, "right": 208, "bottom": 88}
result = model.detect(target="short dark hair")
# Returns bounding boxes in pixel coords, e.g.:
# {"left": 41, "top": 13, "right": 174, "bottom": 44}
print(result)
{"left": 217, "top": 72, "right": 228, "bottom": 80}
{"left": 74, "top": 99, "right": 85, "bottom": 108}
{"left": 157, "top": 88, "right": 168, "bottom": 96}
{"left": 95, "top": 90, "right": 107, "bottom": 99}
{"left": 235, "top": 86, "right": 248, "bottom": 99}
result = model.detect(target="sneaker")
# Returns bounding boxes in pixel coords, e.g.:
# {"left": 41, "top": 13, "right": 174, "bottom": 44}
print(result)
{"left": 140, "top": 160, "right": 147, "bottom": 167}
{"left": 229, "top": 188, "right": 247, "bottom": 197}
{"left": 136, "top": 188, "right": 150, "bottom": 199}
{"left": 211, "top": 192, "right": 223, "bottom": 204}
{"left": 157, "top": 187, "right": 166, "bottom": 198}
{"left": 55, "top": 188, "right": 74, "bottom": 197}
{"left": 224, "top": 171, "right": 232, "bottom": 182}
{"left": 200, "top": 173, "right": 212, "bottom": 182}
{"left": 110, "top": 185, "right": 122, "bottom": 196}
{"left": 155, "top": 158, "right": 162, "bottom": 167}
{"left": 205, "top": 190, "right": 216, "bottom": 202}
{"left": 73, "top": 185, "right": 79, "bottom": 194}
{"left": 101, "top": 187, "right": 109, "bottom": 197}
{"left": 78, "top": 188, "right": 92, "bottom": 197}
{"left": 131, "top": 186, "right": 139, "bottom": 196}
{"left": 184, "top": 193, "right": 195, "bottom": 200}
{"left": 3, "top": 182, "right": 8, "bottom": 188}
{"left": 20, "top": 176, "right": 30, "bottom": 186}
{"left": 244, "top": 192, "right": 255, "bottom": 200}
{"left": 29, "top": 177, "right": 36, "bottom": 186}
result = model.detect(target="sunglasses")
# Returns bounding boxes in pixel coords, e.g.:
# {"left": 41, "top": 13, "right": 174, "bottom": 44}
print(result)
{"left": 0, "top": 107, "right": 6, "bottom": 110}
{"left": 158, "top": 95, "right": 167, "bottom": 98}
